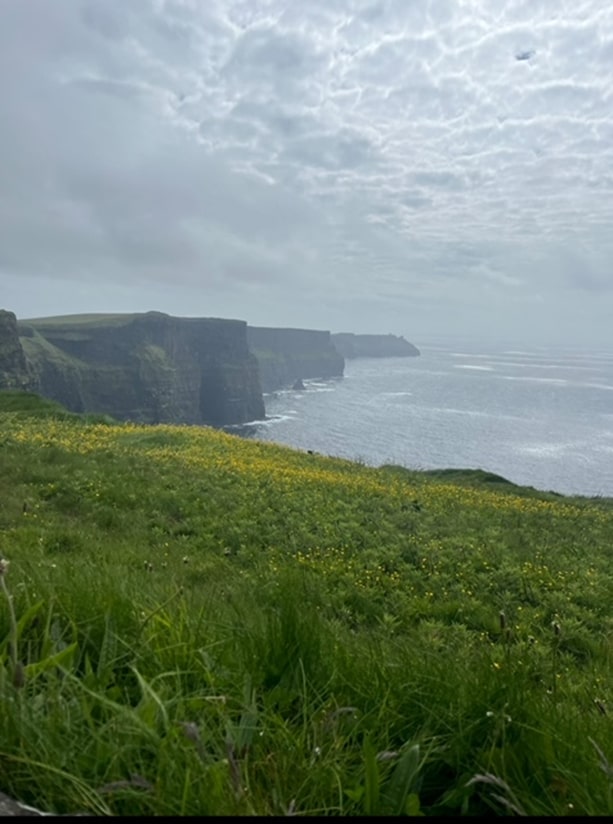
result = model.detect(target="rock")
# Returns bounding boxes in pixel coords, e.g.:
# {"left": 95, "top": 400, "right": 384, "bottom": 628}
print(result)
{"left": 0, "top": 791, "right": 47, "bottom": 816}
{"left": 0, "top": 310, "right": 36, "bottom": 391}
{"left": 0, "top": 790, "right": 91, "bottom": 816}
{"left": 292, "top": 378, "right": 305, "bottom": 390}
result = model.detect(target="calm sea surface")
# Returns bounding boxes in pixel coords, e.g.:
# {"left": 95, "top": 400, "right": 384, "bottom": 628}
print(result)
{"left": 234, "top": 341, "right": 613, "bottom": 498}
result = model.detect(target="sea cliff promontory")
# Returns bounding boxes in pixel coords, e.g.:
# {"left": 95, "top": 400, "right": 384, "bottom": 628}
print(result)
{"left": 332, "top": 332, "right": 420, "bottom": 358}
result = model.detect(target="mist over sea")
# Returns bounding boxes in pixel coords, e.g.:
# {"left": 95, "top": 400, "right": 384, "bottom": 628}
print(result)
{"left": 237, "top": 341, "right": 613, "bottom": 498}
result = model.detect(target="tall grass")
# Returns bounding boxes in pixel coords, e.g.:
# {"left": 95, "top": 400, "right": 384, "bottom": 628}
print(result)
{"left": 0, "top": 391, "right": 611, "bottom": 815}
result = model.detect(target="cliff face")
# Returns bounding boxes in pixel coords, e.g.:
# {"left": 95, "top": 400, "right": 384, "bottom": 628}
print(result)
{"left": 247, "top": 326, "right": 345, "bottom": 393}
{"left": 332, "top": 333, "right": 420, "bottom": 358}
{"left": 0, "top": 310, "right": 36, "bottom": 391}
{"left": 16, "top": 312, "right": 265, "bottom": 426}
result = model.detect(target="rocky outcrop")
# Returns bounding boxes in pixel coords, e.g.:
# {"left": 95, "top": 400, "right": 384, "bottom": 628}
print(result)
{"left": 0, "top": 310, "right": 36, "bottom": 391}
{"left": 332, "top": 333, "right": 420, "bottom": 358}
{"left": 0, "top": 789, "right": 89, "bottom": 817}
{"left": 247, "top": 326, "right": 345, "bottom": 393}
{"left": 15, "top": 312, "right": 265, "bottom": 426}
{"left": 0, "top": 790, "right": 51, "bottom": 816}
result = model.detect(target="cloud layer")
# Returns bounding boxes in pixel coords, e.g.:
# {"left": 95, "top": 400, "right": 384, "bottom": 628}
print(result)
{"left": 1, "top": 0, "right": 612, "bottom": 343}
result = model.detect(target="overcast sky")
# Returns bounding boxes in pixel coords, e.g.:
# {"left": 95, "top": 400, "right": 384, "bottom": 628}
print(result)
{"left": 1, "top": 0, "right": 612, "bottom": 346}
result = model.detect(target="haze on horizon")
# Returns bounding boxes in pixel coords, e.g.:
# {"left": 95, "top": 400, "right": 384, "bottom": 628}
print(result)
{"left": 1, "top": 0, "right": 612, "bottom": 349}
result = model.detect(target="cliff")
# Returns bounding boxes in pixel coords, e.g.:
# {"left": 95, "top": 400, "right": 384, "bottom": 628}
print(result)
{"left": 247, "top": 326, "right": 345, "bottom": 393}
{"left": 332, "top": 333, "right": 420, "bottom": 358}
{"left": 0, "top": 310, "right": 36, "bottom": 391}
{"left": 13, "top": 312, "right": 264, "bottom": 426}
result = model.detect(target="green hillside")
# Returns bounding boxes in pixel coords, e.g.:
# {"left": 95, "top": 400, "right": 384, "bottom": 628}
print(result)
{"left": 20, "top": 313, "right": 143, "bottom": 328}
{"left": 0, "top": 391, "right": 611, "bottom": 816}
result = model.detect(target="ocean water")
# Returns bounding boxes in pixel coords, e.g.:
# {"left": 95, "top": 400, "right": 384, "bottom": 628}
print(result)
{"left": 234, "top": 341, "right": 613, "bottom": 498}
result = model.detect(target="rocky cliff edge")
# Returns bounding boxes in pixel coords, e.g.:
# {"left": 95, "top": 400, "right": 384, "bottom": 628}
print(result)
{"left": 8, "top": 311, "right": 264, "bottom": 426}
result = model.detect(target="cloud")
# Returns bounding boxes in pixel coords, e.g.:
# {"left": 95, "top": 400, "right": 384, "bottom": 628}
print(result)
{"left": 0, "top": 0, "right": 612, "bottom": 345}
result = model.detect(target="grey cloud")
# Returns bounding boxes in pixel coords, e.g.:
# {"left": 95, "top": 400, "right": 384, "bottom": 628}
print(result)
{"left": 282, "top": 130, "right": 378, "bottom": 171}
{"left": 412, "top": 171, "right": 466, "bottom": 190}
{"left": 401, "top": 194, "right": 433, "bottom": 209}
{"left": 80, "top": 1, "right": 134, "bottom": 40}
{"left": 222, "top": 26, "right": 325, "bottom": 102}
{"left": 0, "top": 0, "right": 612, "bottom": 345}
{"left": 70, "top": 77, "right": 156, "bottom": 101}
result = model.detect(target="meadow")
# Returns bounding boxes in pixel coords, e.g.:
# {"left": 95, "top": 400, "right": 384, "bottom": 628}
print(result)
{"left": 0, "top": 390, "right": 611, "bottom": 816}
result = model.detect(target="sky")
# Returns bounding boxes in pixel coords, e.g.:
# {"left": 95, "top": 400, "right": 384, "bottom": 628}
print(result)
{"left": 1, "top": 0, "right": 612, "bottom": 347}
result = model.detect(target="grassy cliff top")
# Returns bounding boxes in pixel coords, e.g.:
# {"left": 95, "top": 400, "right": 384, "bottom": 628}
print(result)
{"left": 0, "top": 390, "right": 115, "bottom": 423}
{"left": 19, "top": 312, "right": 246, "bottom": 329}
{"left": 0, "top": 390, "right": 612, "bottom": 816}
{"left": 20, "top": 312, "right": 147, "bottom": 328}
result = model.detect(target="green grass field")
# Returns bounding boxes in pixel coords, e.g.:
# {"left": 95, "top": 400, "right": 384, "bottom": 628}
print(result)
{"left": 0, "top": 390, "right": 611, "bottom": 816}
{"left": 19, "top": 313, "right": 144, "bottom": 327}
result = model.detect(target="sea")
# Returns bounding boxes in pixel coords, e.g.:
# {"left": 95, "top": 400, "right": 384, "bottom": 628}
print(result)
{"left": 232, "top": 339, "right": 613, "bottom": 499}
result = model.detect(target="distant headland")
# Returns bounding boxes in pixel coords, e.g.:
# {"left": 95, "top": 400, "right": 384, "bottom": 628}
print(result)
{"left": 331, "top": 333, "right": 420, "bottom": 359}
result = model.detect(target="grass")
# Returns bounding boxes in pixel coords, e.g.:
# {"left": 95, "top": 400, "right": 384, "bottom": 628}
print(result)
{"left": 19, "top": 313, "right": 145, "bottom": 328}
{"left": 0, "top": 390, "right": 612, "bottom": 815}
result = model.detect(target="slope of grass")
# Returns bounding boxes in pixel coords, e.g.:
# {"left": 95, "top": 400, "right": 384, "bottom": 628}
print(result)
{"left": 0, "top": 393, "right": 611, "bottom": 815}
{"left": 0, "top": 390, "right": 116, "bottom": 425}
{"left": 0, "top": 390, "right": 72, "bottom": 416}
{"left": 19, "top": 313, "right": 144, "bottom": 328}
{"left": 380, "top": 463, "right": 613, "bottom": 506}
